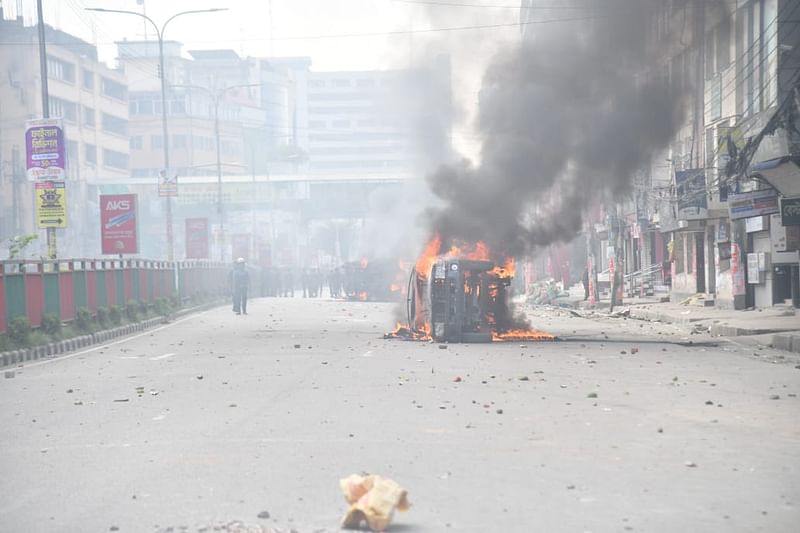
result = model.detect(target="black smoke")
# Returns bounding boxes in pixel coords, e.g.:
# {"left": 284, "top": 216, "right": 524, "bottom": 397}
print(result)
{"left": 425, "top": 1, "right": 687, "bottom": 257}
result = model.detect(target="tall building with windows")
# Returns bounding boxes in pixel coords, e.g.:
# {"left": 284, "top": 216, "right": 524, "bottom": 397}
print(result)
{"left": 0, "top": 11, "right": 129, "bottom": 257}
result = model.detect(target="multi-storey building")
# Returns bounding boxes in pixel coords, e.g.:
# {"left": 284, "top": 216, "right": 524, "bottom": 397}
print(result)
{"left": 0, "top": 12, "right": 129, "bottom": 258}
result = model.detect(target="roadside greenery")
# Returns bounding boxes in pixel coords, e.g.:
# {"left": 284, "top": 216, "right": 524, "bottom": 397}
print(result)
{"left": 0, "top": 293, "right": 206, "bottom": 352}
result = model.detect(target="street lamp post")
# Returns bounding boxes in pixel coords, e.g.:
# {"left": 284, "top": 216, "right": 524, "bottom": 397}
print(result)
{"left": 86, "top": 7, "right": 227, "bottom": 262}
{"left": 171, "top": 83, "right": 261, "bottom": 262}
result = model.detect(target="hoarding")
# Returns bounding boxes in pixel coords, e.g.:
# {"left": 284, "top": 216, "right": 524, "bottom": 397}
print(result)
{"left": 158, "top": 170, "right": 178, "bottom": 197}
{"left": 35, "top": 180, "right": 67, "bottom": 229}
{"left": 185, "top": 218, "right": 209, "bottom": 259}
{"left": 25, "top": 118, "right": 66, "bottom": 181}
{"left": 100, "top": 194, "right": 139, "bottom": 255}
{"left": 780, "top": 196, "right": 800, "bottom": 226}
{"left": 728, "top": 189, "right": 779, "bottom": 220}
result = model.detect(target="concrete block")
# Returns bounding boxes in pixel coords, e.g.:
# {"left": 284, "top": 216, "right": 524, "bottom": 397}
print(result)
{"left": 772, "top": 334, "right": 793, "bottom": 352}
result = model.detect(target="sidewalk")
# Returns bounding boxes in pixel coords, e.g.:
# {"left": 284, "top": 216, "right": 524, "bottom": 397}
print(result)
{"left": 550, "top": 292, "right": 800, "bottom": 354}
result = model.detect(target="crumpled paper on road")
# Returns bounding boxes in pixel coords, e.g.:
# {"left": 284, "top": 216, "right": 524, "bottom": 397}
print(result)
{"left": 340, "top": 474, "right": 410, "bottom": 531}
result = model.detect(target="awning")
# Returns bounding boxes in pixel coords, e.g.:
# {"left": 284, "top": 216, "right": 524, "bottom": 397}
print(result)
{"left": 748, "top": 155, "right": 800, "bottom": 196}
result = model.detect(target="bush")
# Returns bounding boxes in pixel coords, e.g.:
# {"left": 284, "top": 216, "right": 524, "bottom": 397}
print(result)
{"left": 75, "top": 307, "right": 93, "bottom": 333}
{"left": 41, "top": 313, "right": 62, "bottom": 337}
{"left": 125, "top": 300, "right": 139, "bottom": 322}
{"left": 8, "top": 316, "right": 31, "bottom": 345}
{"left": 109, "top": 305, "right": 123, "bottom": 325}
{"left": 96, "top": 307, "right": 109, "bottom": 328}
{"left": 138, "top": 300, "right": 149, "bottom": 317}
{"left": 154, "top": 297, "right": 171, "bottom": 317}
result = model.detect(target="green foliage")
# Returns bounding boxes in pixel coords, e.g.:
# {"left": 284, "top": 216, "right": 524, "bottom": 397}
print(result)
{"left": 125, "top": 300, "right": 139, "bottom": 322}
{"left": 96, "top": 307, "right": 109, "bottom": 328}
{"left": 154, "top": 297, "right": 171, "bottom": 317}
{"left": 75, "top": 307, "right": 94, "bottom": 333}
{"left": 109, "top": 305, "right": 123, "bottom": 326}
{"left": 138, "top": 300, "right": 149, "bottom": 317}
{"left": 7, "top": 234, "right": 38, "bottom": 260}
{"left": 7, "top": 316, "right": 31, "bottom": 345}
{"left": 41, "top": 313, "right": 62, "bottom": 337}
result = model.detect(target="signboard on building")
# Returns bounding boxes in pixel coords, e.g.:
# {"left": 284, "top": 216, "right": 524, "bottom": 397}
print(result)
{"left": 728, "top": 189, "right": 779, "bottom": 220}
{"left": 158, "top": 170, "right": 178, "bottom": 197}
{"left": 780, "top": 196, "right": 800, "bottom": 226}
{"left": 25, "top": 118, "right": 66, "bottom": 181}
{"left": 100, "top": 194, "right": 139, "bottom": 254}
{"left": 34, "top": 180, "right": 67, "bottom": 229}
{"left": 745, "top": 215, "right": 768, "bottom": 233}
{"left": 675, "top": 169, "right": 708, "bottom": 219}
{"left": 185, "top": 218, "right": 209, "bottom": 259}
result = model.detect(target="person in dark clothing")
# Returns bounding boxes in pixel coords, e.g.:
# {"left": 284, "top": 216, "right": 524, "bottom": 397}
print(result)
{"left": 230, "top": 257, "right": 250, "bottom": 314}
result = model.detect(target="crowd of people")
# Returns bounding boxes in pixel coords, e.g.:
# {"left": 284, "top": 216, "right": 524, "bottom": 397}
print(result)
{"left": 258, "top": 266, "right": 345, "bottom": 299}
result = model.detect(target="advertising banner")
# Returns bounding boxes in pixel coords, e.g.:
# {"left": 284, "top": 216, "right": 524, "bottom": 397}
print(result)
{"left": 675, "top": 169, "right": 708, "bottom": 218}
{"left": 26, "top": 118, "right": 67, "bottom": 181}
{"left": 100, "top": 194, "right": 139, "bottom": 255}
{"left": 185, "top": 218, "right": 209, "bottom": 259}
{"left": 35, "top": 180, "right": 67, "bottom": 229}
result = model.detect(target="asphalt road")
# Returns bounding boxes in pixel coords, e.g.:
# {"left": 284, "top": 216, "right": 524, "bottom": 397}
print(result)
{"left": 1, "top": 298, "right": 798, "bottom": 533}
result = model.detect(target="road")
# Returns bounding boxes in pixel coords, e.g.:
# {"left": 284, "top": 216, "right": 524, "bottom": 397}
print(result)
{"left": 1, "top": 298, "right": 798, "bottom": 532}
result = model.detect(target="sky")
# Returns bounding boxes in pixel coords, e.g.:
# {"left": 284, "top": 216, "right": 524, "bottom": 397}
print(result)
{"left": 10, "top": 0, "right": 523, "bottom": 71}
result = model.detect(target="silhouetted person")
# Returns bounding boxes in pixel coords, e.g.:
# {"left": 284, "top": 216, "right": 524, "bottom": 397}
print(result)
{"left": 230, "top": 257, "right": 250, "bottom": 315}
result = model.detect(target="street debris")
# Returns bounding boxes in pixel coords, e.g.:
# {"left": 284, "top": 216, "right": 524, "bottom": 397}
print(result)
{"left": 4, "top": 371, "right": 14, "bottom": 379}
{"left": 257, "top": 510, "right": 270, "bottom": 519}
{"left": 453, "top": 376, "right": 462, "bottom": 383}
{"left": 340, "top": 474, "right": 410, "bottom": 531}
{"left": 684, "top": 460, "right": 698, "bottom": 468}
{"left": 587, "top": 392, "right": 598, "bottom": 398}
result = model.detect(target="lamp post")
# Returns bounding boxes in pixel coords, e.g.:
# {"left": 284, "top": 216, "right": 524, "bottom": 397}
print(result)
{"left": 86, "top": 7, "right": 227, "bottom": 262}
{"left": 171, "top": 83, "right": 261, "bottom": 262}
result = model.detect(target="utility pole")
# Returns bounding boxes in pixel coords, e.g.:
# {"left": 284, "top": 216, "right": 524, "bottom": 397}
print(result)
{"left": 37, "top": 0, "right": 56, "bottom": 260}
{"left": 86, "top": 7, "right": 228, "bottom": 262}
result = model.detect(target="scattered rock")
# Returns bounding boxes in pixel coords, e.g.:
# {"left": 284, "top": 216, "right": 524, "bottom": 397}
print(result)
{"left": 66, "top": 389, "right": 73, "bottom": 393}
{"left": 657, "top": 427, "right": 663, "bottom": 433}
{"left": 566, "top": 484, "right": 576, "bottom": 490}
{"left": 257, "top": 511, "right": 270, "bottom": 519}
{"left": 620, "top": 350, "right": 627, "bottom": 355}
{"left": 587, "top": 392, "right": 598, "bottom": 398}
{"left": 196, "top": 375, "right": 204, "bottom": 380}
{"left": 293, "top": 344, "right": 301, "bottom": 349}
{"left": 110, "top": 527, "right": 119, "bottom": 532}
{"left": 705, "top": 400, "right": 714, "bottom": 405}
{"left": 113, "top": 398, "right": 129, "bottom": 403}
{"left": 770, "top": 394, "right": 780, "bottom": 400}
{"left": 4, "top": 371, "right": 15, "bottom": 379}
{"left": 453, "top": 376, "right": 462, "bottom": 383}
{"left": 684, "top": 460, "right": 697, "bottom": 468}
{"left": 631, "top": 347, "right": 639, "bottom": 354}
{"left": 496, "top": 409, "right": 504, "bottom": 415}
{"left": 518, "top": 376, "right": 529, "bottom": 381}
{"left": 438, "top": 345, "right": 448, "bottom": 350}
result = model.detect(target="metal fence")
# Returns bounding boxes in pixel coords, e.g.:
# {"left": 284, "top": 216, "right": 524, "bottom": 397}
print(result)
{"left": 0, "top": 259, "right": 228, "bottom": 333}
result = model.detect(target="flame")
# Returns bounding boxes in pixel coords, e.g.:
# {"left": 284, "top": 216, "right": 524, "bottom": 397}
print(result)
{"left": 390, "top": 283, "right": 401, "bottom": 292}
{"left": 415, "top": 235, "right": 442, "bottom": 278}
{"left": 358, "top": 291, "right": 368, "bottom": 301}
{"left": 360, "top": 257, "right": 368, "bottom": 269}
{"left": 384, "top": 321, "right": 431, "bottom": 341}
{"left": 492, "top": 329, "right": 556, "bottom": 342}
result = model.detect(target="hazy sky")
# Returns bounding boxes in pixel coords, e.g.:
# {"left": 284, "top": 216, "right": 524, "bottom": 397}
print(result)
{"left": 12, "top": 0, "right": 522, "bottom": 71}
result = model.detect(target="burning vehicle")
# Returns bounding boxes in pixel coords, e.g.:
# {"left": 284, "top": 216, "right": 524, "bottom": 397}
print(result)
{"left": 389, "top": 236, "right": 555, "bottom": 343}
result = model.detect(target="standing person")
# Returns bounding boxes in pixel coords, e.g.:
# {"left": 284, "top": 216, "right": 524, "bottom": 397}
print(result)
{"left": 230, "top": 257, "right": 250, "bottom": 315}
{"left": 582, "top": 267, "right": 590, "bottom": 301}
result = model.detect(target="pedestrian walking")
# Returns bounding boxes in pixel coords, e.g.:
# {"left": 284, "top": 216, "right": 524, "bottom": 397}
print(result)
{"left": 230, "top": 257, "right": 250, "bottom": 315}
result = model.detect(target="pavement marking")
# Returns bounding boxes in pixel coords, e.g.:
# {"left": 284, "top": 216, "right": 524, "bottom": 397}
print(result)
{"left": 19, "top": 312, "right": 208, "bottom": 370}
{"left": 150, "top": 352, "right": 176, "bottom": 361}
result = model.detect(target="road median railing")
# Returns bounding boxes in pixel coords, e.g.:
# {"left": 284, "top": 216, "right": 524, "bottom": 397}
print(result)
{"left": 0, "top": 258, "right": 228, "bottom": 335}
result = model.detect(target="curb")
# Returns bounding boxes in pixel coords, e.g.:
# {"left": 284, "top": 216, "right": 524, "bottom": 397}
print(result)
{"left": 0, "top": 301, "right": 222, "bottom": 370}
{"left": 772, "top": 333, "right": 800, "bottom": 354}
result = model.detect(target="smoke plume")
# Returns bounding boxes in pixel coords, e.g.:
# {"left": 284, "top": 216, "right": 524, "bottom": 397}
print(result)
{"left": 425, "top": 1, "right": 686, "bottom": 257}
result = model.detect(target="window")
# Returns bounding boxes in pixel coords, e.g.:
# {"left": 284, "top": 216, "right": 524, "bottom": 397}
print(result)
{"left": 102, "top": 77, "right": 127, "bottom": 101}
{"left": 356, "top": 79, "right": 374, "bottom": 88}
{"left": 83, "top": 106, "right": 95, "bottom": 127}
{"left": 169, "top": 99, "right": 186, "bottom": 115}
{"left": 85, "top": 143, "right": 97, "bottom": 165}
{"left": 309, "top": 120, "right": 327, "bottom": 129}
{"left": 82, "top": 69, "right": 94, "bottom": 91}
{"left": 172, "top": 134, "right": 187, "bottom": 149}
{"left": 332, "top": 79, "right": 351, "bottom": 88}
{"left": 102, "top": 113, "right": 128, "bottom": 136}
{"left": 151, "top": 135, "right": 163, "bottom": 150}
{"left": 308, "top": 80, "right": 325, "bottom": 89}
{"left": 357, "top": 119, "right": 376, "bottom": 128}
{"left": 47, "top": 56, "right": 75, "bottom": 83}
{"left": 332, "top": 119, "right": 350, "bottom": 128}
{"left": 130, "top": 136, "right": 143, "bottom": 150}
{"left": 103, "top": 149, "right": 129, "bottom": 170}
{"left": 49, "top": 97, "right": 77, "bottom": 122}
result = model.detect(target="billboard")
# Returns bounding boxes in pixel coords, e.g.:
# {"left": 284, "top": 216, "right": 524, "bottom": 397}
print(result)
{"left": 728, "top": 189, "right": 779, "bottom": 220}
{"left": 185, "top": 218, "right": 209, "bottom": 259}
{"left": 675, "top": 169, "right": 708, "bottom": 220}
{"left": 100, "top": 194, "right": 139, "bottom": 255}
{"left": 35, "top": 180, "right": 67, "bottom": 229}
{"left": 26, "top": 118, "right": 67, "bottom": 181}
